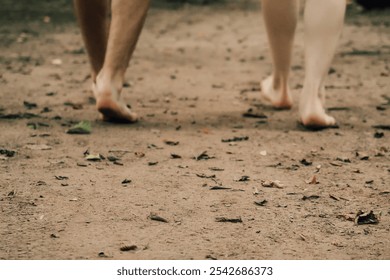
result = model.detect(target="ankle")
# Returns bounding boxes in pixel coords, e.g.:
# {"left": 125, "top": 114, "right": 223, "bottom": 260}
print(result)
{"left": 272, "top": 75, "right": 290, "bottom": 95}
{"left": 96, "top": 70, "right": 123, "bottom": 93}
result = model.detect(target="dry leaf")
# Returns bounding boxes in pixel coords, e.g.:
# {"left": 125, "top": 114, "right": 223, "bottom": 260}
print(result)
{"left": 25, "top": 144, "right": 52, "bottom": 150}
{"left": 261, "top": 180, "right": 283, "bottom": 188}
{"left": 305, "top": 175, "right": 318, "bottom": 184}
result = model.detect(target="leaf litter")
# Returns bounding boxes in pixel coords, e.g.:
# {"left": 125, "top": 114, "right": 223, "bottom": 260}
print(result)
{"left": 148, "top": 213, "right": 169, "bottom": 223}
{"left": 215, "top": 217, "right": 243, "bottom": 223}
{"left": 0, "top": 149, "right": 16, "bottom": 157}
{"left": 120, "top": 245, "right": 138, "bottom": 252}
{"left": 254, "top": 200, "right": 268, "bottom": 206}
{"left": 210, "top": 186, "right": 231, "bottom": 190}
{"left": 261, "top": 180, "right": 284, "bottom": 189}
{"left": 66, "top": 121, "right": 91, "bottom": 134}
{"left": 195, "top": 151, "right": 215, "bottom": 161}
{"left": 221, "top": 136, "right": 249, "bottom": 143}
{"left": 355, "top": 210, "right": 381, "bottom": 225}
{"left": 242, "top": 108, "right": 267, "bottom": 119}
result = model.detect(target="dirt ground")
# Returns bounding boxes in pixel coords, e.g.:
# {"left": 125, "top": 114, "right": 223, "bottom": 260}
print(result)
{"left": 0, "top": 1, "right": 389, "bottom": 260}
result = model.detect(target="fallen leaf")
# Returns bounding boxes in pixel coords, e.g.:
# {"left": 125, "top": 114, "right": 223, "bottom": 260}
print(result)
{"left": 148, "top": 213, "right": 168, "bottom": 223}
{"left": 171, "top": 153, "right": 182, "bottom": 159}
{"left": 164, "top": 140, "right": 179, "bottom": 146}
{"left": 0, "top": 112, "right": 38, "bottom": 119}
{"left": 196, "top": 173, "right": 216, "bottom": 179}
{"left": 0, "top": 149, "right": 16, "bottom": 157}
{"left": 299, "top": 234, "right": 307, "bottom": 241}
{"left": 85, "top": 154, "right": 103, "bottom": 161}
{"left": 135, "top": 152, "right": 145, "bottom": 158}
{"left": 374, "top": 131, "right": 384, "bottom": 138}
{"left": 327, "top": 107, "right": 351, "bottom": 111}
{"left": 237, "top": 175, "right": 250, "bottom": 182}
{"left": 302, "top": 195, "right": 320, "bottom": 201}
{"left": 209, "top": 167, "right": 224, "bottom": 171}
{"left": 215, "top": 217, "right": 242, "bottom": 223}
{"left": 329, "top": 194, "right": 340, "bottom": 201}
{"left": 356, "top": 152, "right": 369, "bottom": 160}
{"left": 107, "top": 156, "right": 120, "bottom": 162}
{"left": 305, "top": 175, "right": 319, "bottom": 184}
{"left": 55, "top": 176, "right": 69, "bottom": 180}
{"left": 372, "top": 125, "right": 390, "bottom": 130}
{"left": 7, "top": 190, "right": 16, "bottom": 197}
{"left": 66, "top": 121, "right": 91, "bottom": 134}
{"left": 221, "top": 136, "right": 249, "bottom": 143}
{"left": 195, "top": 151, "right": 214, "bottom": 161}
{"left": 300, "top": 159, "right": 312, "bottom": 166}
{"left": 121, "top": 179, "right": 131, "bottom": 184}
{"left": 23, "top": 101, "right": 37, "bottom": 109}
{"left": 205, "top": 255, "right": 217, "bottom": 260}
{"left": 25, "top": 144, "right": 52, "bottom": 150}
{"left": 254, "top": 200, "right": 267, "bottom": 206}
{"left": 355, "top": 210, "right": 380, "bottom": 225}
{"left": 210, "top": 186, "right": 231, "bottom": 190}
{"left": 98, "top": 252, "right": 109, "bottom": 258}
{"left": 336, "top": 157, "right": 351, "bottom": 163}
{"left": 261, "top": 180, "right": 283, "bottom": 188}
{"left": 242, "top": 108, "right": 267, "bottom": 119}
{"left": 120, "top": 245, "right": 137, "bottom": 252}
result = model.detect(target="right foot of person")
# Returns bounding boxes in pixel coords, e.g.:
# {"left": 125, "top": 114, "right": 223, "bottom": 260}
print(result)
{"left": 92, "top": 80, "right": 138, "bottom": 123}
{"left": 299, "top": 92, "right": 336, "bottom": 128}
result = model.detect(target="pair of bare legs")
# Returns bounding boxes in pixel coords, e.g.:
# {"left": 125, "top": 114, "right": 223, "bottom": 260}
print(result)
{"left": 73, "top": 0, "right": 346, "bottom": 127}
{"left": 261, "top": 0, "right": 346, "bottom": 127}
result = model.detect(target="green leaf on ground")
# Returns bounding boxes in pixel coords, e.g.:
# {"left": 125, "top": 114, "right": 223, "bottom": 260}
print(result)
{"left": 66, "top": 121, "right": 91, "bottom": 134}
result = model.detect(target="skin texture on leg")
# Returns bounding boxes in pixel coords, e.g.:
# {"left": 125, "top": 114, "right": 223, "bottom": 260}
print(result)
{"left": 94, "top": 0, "right": 150, "bottom": 123}
{"left": 260, "top": 0, "right": 299, "bottom": 109}
{"left": 74, "top": 0, "right": 150, "bottom": 123}
{"left": 73, "top": 0, "right": 110, "bottom": 81}
{"left": 300, "top": 0, "right": 346, "bottom": 127}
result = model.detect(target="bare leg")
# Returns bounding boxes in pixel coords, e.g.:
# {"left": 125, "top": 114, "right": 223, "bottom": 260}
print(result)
{"left": 300, "top": 0, "right": 346, "bottom": 127}
{"left": 92, "top": 0, "right": 150, "bottom": 123}
{"left": 260, "top": 0, "right": 299, "bottom": 109}
{"left": 73, "top": 0, "right": 110, "bottom": 81}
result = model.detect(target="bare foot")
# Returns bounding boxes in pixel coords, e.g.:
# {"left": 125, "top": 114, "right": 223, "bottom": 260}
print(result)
{"left": 260, "top": 76, "right": 293, "bottom": 109}
{"left": 299, "top": 94, "right": 336, "bottom": 128}
{"left": 92, "top": 82, "right": 138, "bottom": 123}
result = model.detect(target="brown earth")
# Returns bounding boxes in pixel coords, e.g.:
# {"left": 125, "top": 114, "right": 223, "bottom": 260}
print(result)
{"left": 0, "top": 1, "right": 389, "bottom": 260}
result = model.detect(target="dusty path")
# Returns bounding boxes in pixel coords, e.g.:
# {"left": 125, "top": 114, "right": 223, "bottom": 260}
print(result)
{"left": 0, "top": 1, "right": 389, "bottom": 259}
